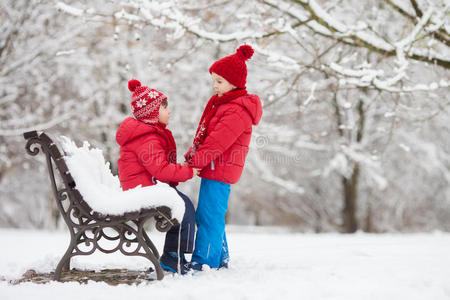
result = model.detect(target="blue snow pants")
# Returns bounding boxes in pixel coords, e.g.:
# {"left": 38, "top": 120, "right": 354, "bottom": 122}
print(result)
{"left": 191, "top": 178, "right": 231, "bottom": 268}
{"left": 163, "top": 187, "right": 196, "bottom": 254}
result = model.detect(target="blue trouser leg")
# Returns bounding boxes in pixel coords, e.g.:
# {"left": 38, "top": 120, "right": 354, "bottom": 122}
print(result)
{"left": 192, "top": 178, "right": 231, "bottom": 268}
{"left": 163, "top": 187, "right": 196, "bottom": 254}
{"left": 219, "top": 232, "right": 229, "bottom": 268}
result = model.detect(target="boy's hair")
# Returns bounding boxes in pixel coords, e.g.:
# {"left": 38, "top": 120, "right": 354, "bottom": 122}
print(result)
{"left": 160, "top": 98, "right": 168, "bottom": 108}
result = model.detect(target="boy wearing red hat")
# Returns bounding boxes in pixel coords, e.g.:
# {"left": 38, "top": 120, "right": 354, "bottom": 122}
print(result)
{"left": 116, "top": 80, "right": 200, "bottom": 274}
{"left": 184, "top": 45, "right": 263, "bottom": 270}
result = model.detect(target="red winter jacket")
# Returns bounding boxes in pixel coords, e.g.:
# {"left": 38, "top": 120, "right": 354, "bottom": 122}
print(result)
{"left": 116, "top": 117, "right": 193, "bottom": 191}
{"left": 185, "top": 93, "right": 262, "bottom": 184}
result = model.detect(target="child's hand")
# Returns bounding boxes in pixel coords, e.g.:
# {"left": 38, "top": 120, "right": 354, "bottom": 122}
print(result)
{"left": 183, "top": 161, "right": 189, "bottom": 166}
{"left": 193, "top": 168, "right": 201, "bottom": 176}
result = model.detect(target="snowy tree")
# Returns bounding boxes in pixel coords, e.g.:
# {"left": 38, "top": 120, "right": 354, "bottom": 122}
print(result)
{"left": 1, "top": 0, "right": 449, "bottom": 232}
{"left": 85, "top": 0, "right": 448, "bottom": 232}
{"left": 0, "top": 0, "right": 87, "bottom": 227}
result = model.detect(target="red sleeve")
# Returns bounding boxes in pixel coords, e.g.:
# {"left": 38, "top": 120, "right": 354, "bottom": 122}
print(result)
{"left": 188, "top": 107, "right": 249, "bottom": 169}
{"left": 135, "top": 136, "right": 194, "bottom": 183}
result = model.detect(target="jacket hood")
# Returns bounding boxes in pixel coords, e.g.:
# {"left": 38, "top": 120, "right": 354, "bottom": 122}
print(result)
{"left": 116, "top": 117, "right": 158, "bottom": 146}
{"left": 231, "top": 94, "right": 263, "bottom": 125}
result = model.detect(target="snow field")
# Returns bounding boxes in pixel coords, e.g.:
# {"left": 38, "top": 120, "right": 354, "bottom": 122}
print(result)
{"left": 1, "top": 227, "right": 449, "bottom": 300}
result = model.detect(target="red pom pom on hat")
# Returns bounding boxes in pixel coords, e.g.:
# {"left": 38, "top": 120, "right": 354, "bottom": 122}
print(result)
{"left": 236, "top": 45, "right": 254, "bottom": 61}
{"left": 128, "top": 79, "right": 141, "bottom": 92}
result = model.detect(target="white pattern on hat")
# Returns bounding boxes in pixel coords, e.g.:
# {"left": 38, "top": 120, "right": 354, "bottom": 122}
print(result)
{"left": 136, "top": 99, "right": 147, "bottom": 108}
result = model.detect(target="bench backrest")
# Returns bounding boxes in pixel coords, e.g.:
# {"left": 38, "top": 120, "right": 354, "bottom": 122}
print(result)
{"left": 24, "top": 131, "right": 95, "bottom": 227}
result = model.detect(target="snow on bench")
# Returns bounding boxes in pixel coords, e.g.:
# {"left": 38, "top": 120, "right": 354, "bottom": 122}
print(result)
{"left": 59, "top": 136, "right": 185, "bottom": 221}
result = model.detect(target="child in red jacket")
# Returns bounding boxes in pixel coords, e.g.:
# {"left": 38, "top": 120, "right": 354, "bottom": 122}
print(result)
{"left": 184, "top": 45, "right": 263, "bottom": 270}
{"left": 116, "top": 79, "right": 199, "bottom": 274}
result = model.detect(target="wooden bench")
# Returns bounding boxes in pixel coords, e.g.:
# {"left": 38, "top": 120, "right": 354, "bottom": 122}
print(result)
{"left": 23, "top": 130, "right": 177, "bottom": 281}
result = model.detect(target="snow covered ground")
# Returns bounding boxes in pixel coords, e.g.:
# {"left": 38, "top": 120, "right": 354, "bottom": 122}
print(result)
{"left": 1, "top": 226, "right": 449, "bottom": 300}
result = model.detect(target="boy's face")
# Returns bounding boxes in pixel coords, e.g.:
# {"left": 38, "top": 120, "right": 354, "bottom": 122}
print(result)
{"left": 159, "top": 103, "right": 171, "bottom": 125}
{"left": 212, "top": 72, "right": 236, "bottom": 97}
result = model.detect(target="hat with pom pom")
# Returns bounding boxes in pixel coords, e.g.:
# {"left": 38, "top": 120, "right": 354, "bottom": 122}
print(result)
{"left": 128, "top": 79, "right": 167, "bottom": 124}
{"left": 209, "top": 44, "right": 254, "bottom": 89}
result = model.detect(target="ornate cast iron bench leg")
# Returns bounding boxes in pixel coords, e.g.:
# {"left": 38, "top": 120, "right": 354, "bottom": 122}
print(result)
{"left": 54, "top": 231, "right": 80, "bottom": 281}
{"left": 139, "top": 222, "right": 160, "bottom": 260}
{"left": 136, "top": 219, "right": 164, "bottom": 280}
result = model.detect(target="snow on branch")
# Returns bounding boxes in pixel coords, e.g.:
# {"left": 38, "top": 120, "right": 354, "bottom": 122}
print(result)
{"left": 386, "top": 0, "right": 450, "bottom": 46}
{"left": 129, "top": 0, "right": 266, "bottom": 42}
{"left": 56, "top": 2, "right": 83, "bottom": 17}
{"left": 179, "top": 24, "right": 265, "bottom": 42}
{"left": 54, "top": 0, "right": 449, "bottom": 71}
{"left": 288, "top": 0, "right": 449, "bottom": 69}
{"left": 252, "top": 44, "right": 302, "bottom": 71}
{"left": 55, "top": 49, "right": 76, "bottom": 56}
{"left": 295, "top": 0, "right": 395, "bottom": 52}
{"left": 329, "top": 62, "right": 449, "bottom": 93}
{"left": 57, "top": 0, "right": 266, "bottom": 42}
{"left": 395, "top": 7, "right": 434, "bottom": 64}
{"left": 300, "top": 82, "right": 317, "bottom": 111}
{"left": 374, "top": 79, "right": 450, "bottom": 93}
{"left": 0, "top": 112, "right": 74, "bottom": 137}
{"left": 330, "top": 62, "right": 384, "bottom": 81}
{"left": 388, "top": 0, "right": 416, "bottom": 17}
{"left": 261, "top": 0, "right": 333, "bottom": 36}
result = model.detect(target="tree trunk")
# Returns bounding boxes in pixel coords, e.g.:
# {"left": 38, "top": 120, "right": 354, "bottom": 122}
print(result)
{"left": 363, "top": 201, "right": 373, "bottom": 232}
{"left": 341, "top": 94, "right": 366, "bottom": 233}
{"left": 342, "top": 163, "right": 360, "bottom": 233}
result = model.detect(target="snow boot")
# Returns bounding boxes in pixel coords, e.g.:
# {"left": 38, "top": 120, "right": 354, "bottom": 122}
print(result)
{"left": 186, "top": 261, "right": 203, "bottom": 272}
{"left": 159, "top": 252, "right": 189, "bottom": 275}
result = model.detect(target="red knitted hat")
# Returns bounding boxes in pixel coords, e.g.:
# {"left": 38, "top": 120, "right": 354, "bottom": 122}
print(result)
{"left": 209, "top": 45, "right": 254, "bottom": 89}
{"left": 128, "top": 79, "right": 167, "bottom": 124}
